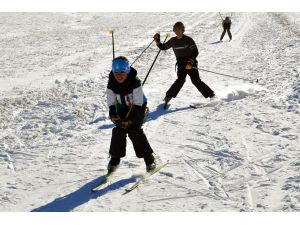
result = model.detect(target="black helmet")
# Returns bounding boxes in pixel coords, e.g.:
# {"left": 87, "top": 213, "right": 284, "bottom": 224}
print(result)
{"left": 225, "top": 17, "right": 230, "bottom": 20}
{"left": 173, "top": 21, "right": 185, "bottom": 32}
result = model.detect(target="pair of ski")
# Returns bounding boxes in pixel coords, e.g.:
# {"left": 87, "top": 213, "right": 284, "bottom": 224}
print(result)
{"left": 164, "top": 100, "right": 220, "bottom": 110}
{"left": 91, "top": 161, "right": 169, "bottom": 194}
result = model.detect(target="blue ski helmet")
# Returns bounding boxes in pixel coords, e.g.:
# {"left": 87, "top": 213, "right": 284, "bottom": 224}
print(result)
{"left": 112, "top": 56, "right": 130, "bottom": 74}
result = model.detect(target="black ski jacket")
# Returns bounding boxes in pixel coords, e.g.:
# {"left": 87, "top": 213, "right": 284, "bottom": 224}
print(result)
{"left": 106, "top": 67, "right": 146, "bottom": 125}
{"left": 157, "top": 34, "right": 198, "bottom": 64}
{"left": 223, "top": 20, "right": 232, "bottom": 29}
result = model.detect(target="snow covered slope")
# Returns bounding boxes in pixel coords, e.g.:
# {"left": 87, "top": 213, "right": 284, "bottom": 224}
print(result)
{"left": 0, "top": 12, "right": 299, "bottom": 212}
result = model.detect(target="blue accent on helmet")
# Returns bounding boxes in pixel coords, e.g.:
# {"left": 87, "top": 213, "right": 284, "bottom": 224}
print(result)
{"left": 112, "top": 58, "right": 130, "bottom": 74}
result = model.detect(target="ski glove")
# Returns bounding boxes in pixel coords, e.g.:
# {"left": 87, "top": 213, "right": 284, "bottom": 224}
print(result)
{"left": 110, "top": 115, "right": 121, "bottom": 124}
{"left": 153, "top": 33, "right": 160, "bottom": 43}
{"left": 185, "top": 59, "right": 194, "bottom": 70}
{"left": 120, "top": 120, "right": 133, "bottom": 129}
{"left": 185, "top": 64, "right": 192, "bottom": 70}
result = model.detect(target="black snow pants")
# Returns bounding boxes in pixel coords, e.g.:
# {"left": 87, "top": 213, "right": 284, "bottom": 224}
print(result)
{"left": 220, "top": 28, "right": 232, "bottom": 41}
{"left": 109, "top": 112, "right": 153, "bottom": 159}
{"left": 166, "top": 61, "right": 215, "bottom": 98}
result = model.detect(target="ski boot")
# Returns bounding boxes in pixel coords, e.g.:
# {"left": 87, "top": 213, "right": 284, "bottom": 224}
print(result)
{"left": 163, "top": 96, "right": 172, "bottom": 109}
{"left": 209, "top": 93, "right": 218, "bottom": 101}
{"left": 107, "top": 157, "right": 120, "bottom": 173}
{"left": 144, "top": 154, "right": 156, "bottom": 172}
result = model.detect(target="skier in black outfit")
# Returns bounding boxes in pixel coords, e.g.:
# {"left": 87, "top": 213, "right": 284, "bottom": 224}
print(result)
{"left": 153, "top": 22, "right": 215, "bottom": 105}
{"left": 106, "top": 56, "right": 156, "bottom": 172}
{"left": 220, "top": 17, "right": 232, "bottom": 41}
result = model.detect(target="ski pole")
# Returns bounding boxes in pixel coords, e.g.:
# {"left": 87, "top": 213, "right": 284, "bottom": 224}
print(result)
{"left": 131, "top": 40, "right": 155, "bottom": 66}
{"left": 142, "top": 33, "right": 170, "bottom": 86}
{"left": 109, "top": 29, "right": 115, "bottom": 60}
{"left": 219, "top": 12, "right": 224, "bottom": 21}
{"left": 193, "top": 67, "right": 258, "bottom": 83}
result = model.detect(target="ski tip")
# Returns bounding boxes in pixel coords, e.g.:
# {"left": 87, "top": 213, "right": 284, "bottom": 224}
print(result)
{"left": 123, "top": 189, "right": 133, "bottom": 195}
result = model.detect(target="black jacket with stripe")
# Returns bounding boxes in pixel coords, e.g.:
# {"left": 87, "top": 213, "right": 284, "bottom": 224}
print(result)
{"left": 157, "top": 34, "right": 199, "bottom": 66}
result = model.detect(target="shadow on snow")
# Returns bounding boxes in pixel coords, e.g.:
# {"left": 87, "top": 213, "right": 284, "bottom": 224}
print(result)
{"left": 31, "top": 175, "right": 137, "bottom": 212}
{"left": 146, "top": 103, "right": 191, "bottom": 122}
{"left": 89, "top": 116, "right": 107, "bottom": 125}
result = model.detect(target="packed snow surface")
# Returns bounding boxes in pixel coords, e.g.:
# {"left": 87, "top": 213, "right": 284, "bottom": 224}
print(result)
{"left": 0, "top": 12, "right": 299, "bottom": 211}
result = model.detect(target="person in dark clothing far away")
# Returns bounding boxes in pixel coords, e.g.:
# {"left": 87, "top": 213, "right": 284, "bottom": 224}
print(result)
{"left": 153, "top": 22, "right": 215, "bottom": 105}
{"left": 220, "top": 16, "right": 232, "bottom": 41}
{"left": 106, "top": 56, "right": 156, "bottom": 172}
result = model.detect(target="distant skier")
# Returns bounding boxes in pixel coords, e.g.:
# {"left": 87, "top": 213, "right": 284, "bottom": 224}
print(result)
{"left": 106, "top": 56, "right": 156, "bottom": 172}
{"left": 220, "top": 16, "right": 232, "bottom": 41}
{"left": 153, "top": 22, "right": 215, "bottom": 106}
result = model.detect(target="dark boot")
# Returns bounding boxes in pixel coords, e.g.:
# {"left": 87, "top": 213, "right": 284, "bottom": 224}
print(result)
{"left": 164, "top": 96, "right": 172, "bottom": 104}
{"left": 144, "top": 154, "right": 156, "bottom": 172}
{"left": 107, "top": 157, "right": 120, "bottom": 173}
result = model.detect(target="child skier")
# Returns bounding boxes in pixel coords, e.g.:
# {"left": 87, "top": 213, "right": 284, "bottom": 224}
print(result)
{"left": 153, "top": 21, "right": 215, "bottom": 105}
{"left": 106, "top": 56, "right": 156, "bottom": 173}
{"left": 220, "top": 17, "right": 232, "bottom": 41}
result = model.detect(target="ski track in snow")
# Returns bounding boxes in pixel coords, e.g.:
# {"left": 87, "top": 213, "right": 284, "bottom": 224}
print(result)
{"left": 0, "top": 12, "right": 299, "bottom": 212}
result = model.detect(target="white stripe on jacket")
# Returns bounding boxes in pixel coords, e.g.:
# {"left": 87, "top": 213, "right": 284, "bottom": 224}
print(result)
{"left": 106, "top": 86, "right": 144, "bottom": 107}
